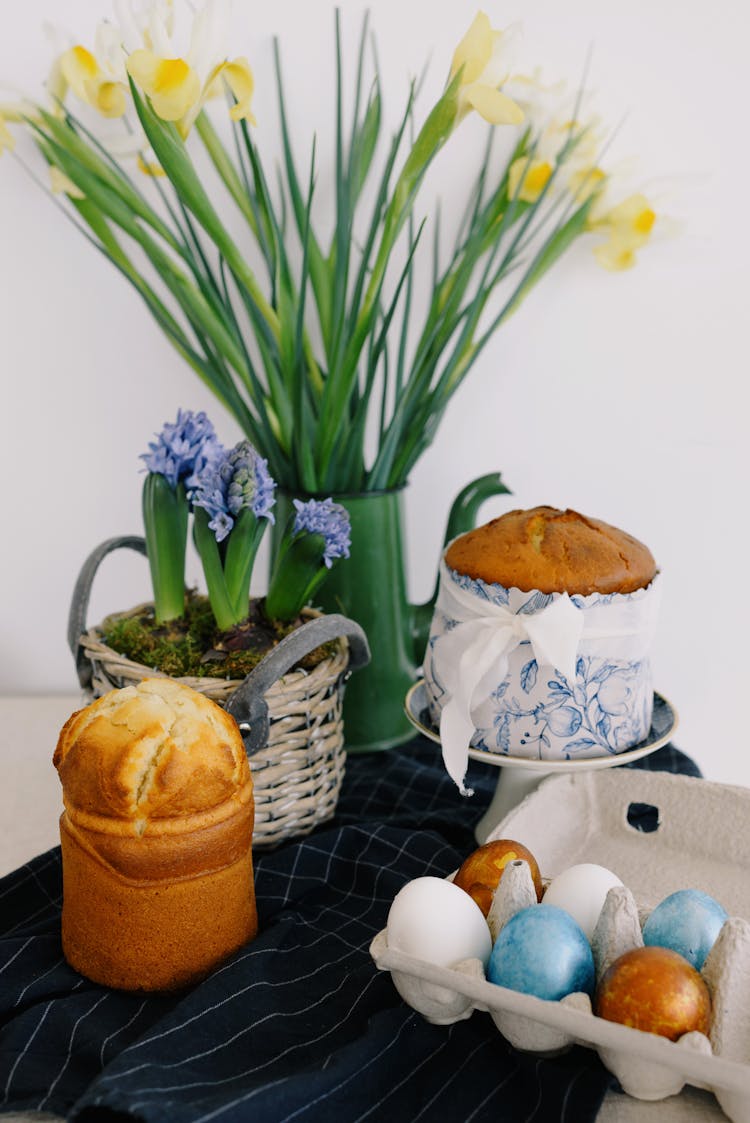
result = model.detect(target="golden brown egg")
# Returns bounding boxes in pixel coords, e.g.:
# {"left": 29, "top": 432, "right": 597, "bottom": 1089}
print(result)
{"left": 453, "top": 838, "right": 543, "bottom": 916}
{"left": 595, "top": 946, "right": 711, "bottom": 1040}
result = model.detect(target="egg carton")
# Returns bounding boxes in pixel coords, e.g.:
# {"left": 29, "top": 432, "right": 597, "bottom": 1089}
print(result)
{"left": 370, "top": 769, "right": 750, "bottom": 1121}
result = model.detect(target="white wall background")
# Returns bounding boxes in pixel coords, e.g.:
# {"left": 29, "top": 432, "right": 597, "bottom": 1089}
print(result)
{"left": 1, "top": 0, "right": 748, "bottom": 786}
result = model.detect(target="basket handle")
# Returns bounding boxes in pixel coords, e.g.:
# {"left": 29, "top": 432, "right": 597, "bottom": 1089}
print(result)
{"left": 68, "top": 536, "right": 371, "bottom": 755}
{"left": 68, "top": 535, "right": 148, "bottom": 690}
{"left": 226, "top": 615, "right": 370, "bottom": 757}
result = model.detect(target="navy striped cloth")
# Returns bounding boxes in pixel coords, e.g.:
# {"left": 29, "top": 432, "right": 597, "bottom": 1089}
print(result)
{"left": 0, "top": 738, "right": 700, "bottom": 1123}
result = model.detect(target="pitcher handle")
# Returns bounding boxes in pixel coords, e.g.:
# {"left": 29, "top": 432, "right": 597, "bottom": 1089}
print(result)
{"left": 226, "top": 615, "right": 371, "bottom": 757}
{"left": 412, "top": 472, "right": 512, "bottom": 659}
{"left": 443, "top": 472, "right": 511, "bottom": 547}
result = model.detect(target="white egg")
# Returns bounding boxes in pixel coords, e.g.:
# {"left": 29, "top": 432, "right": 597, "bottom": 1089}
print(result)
{"left": 542, "top": 863, "right": 623, "bottom": 941}
{"left": 387, "top": 876, "right": 492, "bottom": 967}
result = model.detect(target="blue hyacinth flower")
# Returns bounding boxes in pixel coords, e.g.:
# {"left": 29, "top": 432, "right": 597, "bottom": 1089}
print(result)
{"left": 141, "top": 409, "right": 217, "bottom": 489}
{"left": 292, "top": 498, "right": 351, "bottom": 568}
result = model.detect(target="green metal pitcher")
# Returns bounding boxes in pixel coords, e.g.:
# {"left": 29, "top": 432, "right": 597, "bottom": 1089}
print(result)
{"left": 273, "top": 473, "right": 510, "bottom": 752}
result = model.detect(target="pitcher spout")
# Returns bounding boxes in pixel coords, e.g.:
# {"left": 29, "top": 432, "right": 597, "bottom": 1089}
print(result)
{"left": 412, "top": 472, "right": 511, "bottom": 660}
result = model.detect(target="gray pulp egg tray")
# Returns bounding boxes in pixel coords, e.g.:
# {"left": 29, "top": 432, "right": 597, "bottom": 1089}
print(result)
{"left": 370, "top": 769, "right": 750, "bottom": 1121}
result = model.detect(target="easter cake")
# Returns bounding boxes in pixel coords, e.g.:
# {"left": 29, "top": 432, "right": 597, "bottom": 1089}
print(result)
{"left": 54, "top": 679, "right": 258, "bottom": 991}
{"left": 425, "top": 505, "right": 661, "bottom": 782}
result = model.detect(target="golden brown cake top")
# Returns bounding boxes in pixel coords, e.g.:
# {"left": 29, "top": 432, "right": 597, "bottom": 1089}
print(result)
{"left": 54, "top": 679, "right": 251, "bottom": 825}
{"left": 444, "top": 506, "right": 657, "bottom": 596}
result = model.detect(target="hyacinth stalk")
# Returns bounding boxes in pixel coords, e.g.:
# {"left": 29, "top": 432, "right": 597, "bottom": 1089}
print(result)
{"left": 142, "top": 473, "right": 188, "bottom": 624}
{"left": 140, "top": 409, "right": 217, "bottom": 623}
{"left": 193, "top": 506, "right": 267, "bottom": 630}
{"left": 265, "top": 499, "right": 352, "bottom": 622}
{"left": 191, "top": 439, "right": 276, "bottom": 631}
{"left": 3, "top": 7, "right": 658, "bottom": 493}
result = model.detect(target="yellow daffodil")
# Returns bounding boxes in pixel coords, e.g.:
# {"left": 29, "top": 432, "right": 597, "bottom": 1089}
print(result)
{"left": 49, "top": 165, "right": 85, "bottom": 198}
{"left": 127, "top": 51, "right": 201, "bottom": 121}
{"left": 507, "top": 73, "right": 599, "bottom": 147}
{"left": 529, "top": 113, "right": 602, "bottom": 191}
{"left": 450, "top": 12, "right": 524, "bottom": 127}
{"left": 47, "top": 2, "right": 256, "bottom": 139}
{"left": 94, "top": 80, "right": 128, "bottom": 118}
{"left": 59, "top": 45, "right": 128, "bottom": 118}
{"left": 503, "top": 70, "right": 605, "bottom": 200}
{"left": 127, "top": 50, "right": 256, "bottom": 135}
{"left": 0, "top": 97, "right": 38, "bottom": 130}
{"left": 600, "top": 193, "right": 656, "bottom": 241}
{"left": 205, "top": 57, "right": 256, "bottom": 125}
{"left": 0, "top": 112, "right": 14, "bottom": 155}
{"left": 505, "top": 70, "right": 566, "bottom": 121}
{"left": 124, "top": 1, "right": 256, "bottom": 136}
{"left": 593, "top": 239, "right": 638, "bottom": 271}
{"left": 505, "top": 114, "right": 604, "bottom": 207}
{"left": 180, "top": 0, "right": 257, "bottom": 133}
{"left": 591, "top": 193, "right": 656, "bottom": 271}
{"left": 508, "top": 156, "right": 553, "bottom": 203}
{"left": 58, "top": 21, "right": 129, "bottom": 119}
{"left": 113, "top": 0, "right": 175, "bottom": 54}
{"left": 59, "top": 45, "right": 97, "bottom": 102}
{"left": 569, "top": 164, "right": 606, "bottom": 205}
{"left": 547, "top": 116, "right": 601, "bottom": 168}
{"left": 137, "top": 153, "right": 166, "bottom": 176}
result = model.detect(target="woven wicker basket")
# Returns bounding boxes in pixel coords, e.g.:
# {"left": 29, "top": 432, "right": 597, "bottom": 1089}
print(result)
{"left": 68, "top": 537, "right": 370, "bottom": 849}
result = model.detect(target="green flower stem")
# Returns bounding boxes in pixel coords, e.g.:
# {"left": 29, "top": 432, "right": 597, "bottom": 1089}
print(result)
{"left": 193, "top": 507, "right": 237, "bottom": 632}
{"left": 34, "top": 131, "right": 256, "bottom": 393}
{"left": 502, "top": 200, "right": 593, "bottom": 317}
{"left": 354, "top": 77, "right": 460, "bottom": 350}
{"left": 129, "top": 82, "right": 280, "bottom": 345}
{"left": 273, "top": 40, "right": 333, "bottom": 355}
{"left": 30, "top": 140, "right": 266, "bottom": 438}
{"left": 35, "top": 109, "right": 182, "bottom": 255}
{"left": 223, "top": 508, "right": 268, "bottom": 622}
{"left": 195, "top": 112, "right": 260, "bottom": 236}
{"left": 230, "top": 117, "right": 324, "bottom": 402}
{"left": 317, "top": 78, "right": 461, "bottom": 480}
{"left": 265, "top": 533, "right": 328, "bottom": 622}
{"left": 11, "top": 15, "right": 617, "bottom": 501}
{"left": 142, "top": 474, "right": 188, "bottom": 623}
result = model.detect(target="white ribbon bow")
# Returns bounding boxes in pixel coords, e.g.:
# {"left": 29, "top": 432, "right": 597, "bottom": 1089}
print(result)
{"left": 436, "top": 576, "right": 584, "bottom": 794}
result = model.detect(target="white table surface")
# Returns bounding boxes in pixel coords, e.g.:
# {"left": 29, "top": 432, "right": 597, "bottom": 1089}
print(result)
{"left": 0, "top": 695, "right": 77, "bottom": 877}
{"left": 0, "top": 695, "right": 735, "bottom": 1123}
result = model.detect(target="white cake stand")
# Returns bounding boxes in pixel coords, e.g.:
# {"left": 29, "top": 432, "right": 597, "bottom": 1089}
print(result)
{"left": 404, "top": 681, "right": 678, "bottom": 844}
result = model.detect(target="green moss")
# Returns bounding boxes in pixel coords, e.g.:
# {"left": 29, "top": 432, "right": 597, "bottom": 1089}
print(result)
{"left": 101, "top": 593, "right": 333, "bottom": 679}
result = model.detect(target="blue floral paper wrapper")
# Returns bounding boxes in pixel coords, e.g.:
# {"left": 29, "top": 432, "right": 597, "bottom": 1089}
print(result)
{"left": 424, "top": 560, "right": 661, "bottom": 780}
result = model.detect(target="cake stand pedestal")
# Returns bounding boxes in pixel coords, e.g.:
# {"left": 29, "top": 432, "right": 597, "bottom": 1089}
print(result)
{"left": 473, "top": 765, "right": 548, "bottom": 845}
{"left": 404, "top": 682, "right": 678, "bottom": 844}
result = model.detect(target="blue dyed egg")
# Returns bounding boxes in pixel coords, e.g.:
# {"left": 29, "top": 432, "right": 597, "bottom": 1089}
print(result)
{"left": 642, "top": 889, "right": 728, "bottom": 970}
{"left": 488, "top": 905, "right": 595, "bottom": 1000}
